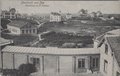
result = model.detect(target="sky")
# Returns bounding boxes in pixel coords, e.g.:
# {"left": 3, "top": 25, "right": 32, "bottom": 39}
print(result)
{"left": 1, "top": 0, "right": 120, "bottom": 14}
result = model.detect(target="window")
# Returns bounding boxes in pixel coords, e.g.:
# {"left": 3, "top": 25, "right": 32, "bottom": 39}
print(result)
{"left": 104, "top": 60, "right": 108, "bottom": 73}
{"left": 33, "top": 29, "right": 36, "bottom": 33}
{"left": 5, "top": 12, "right": 10, "bottom": 15}
{"left": 92, "top": 57, "right": 99, "bottom": 68}
{"left": 12, "top": 16, "right": 15, "bottom": 18}
{"left": 30, "top": 58, "right": 40, "bottom": 65}
{"left": 26, "top": 30, "right": 28, "bottom": 34}
{"left": 78, "top": 59, "right": 85, "bottom": 69}
{"left": 105, "top": 44, "right": 108, "bottom": 54}
{"left": 29, "top": 30, "right": 31, "bottom": 33}
{"left": 22, "top": 30, "right": 24, "bottom": 34}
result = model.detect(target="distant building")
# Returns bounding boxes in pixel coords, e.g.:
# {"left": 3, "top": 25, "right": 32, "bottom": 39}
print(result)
{"left": 16, "top": 13, "right": 21, "bottom": 19}
{"left": 96, "top": 11, "right": 103, "bottom": 17}
{"left": 89, "top": 12, "right": 97, "bottom": 18}
{"left": 66, "top": 13, "right": 72, "bottom": 19}
{"left": 78, "top": 9, "right": 88, "bottom": 17}
{"left": 50, "top": 12, "right": 62, "bottom": 22}
{"left": 1, "top": 8, "right": 17, "bottom": 19}
{"left": 7, "top": 20, "right": 38, "bottom": 35}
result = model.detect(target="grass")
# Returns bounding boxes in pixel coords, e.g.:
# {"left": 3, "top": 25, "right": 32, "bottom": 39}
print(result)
{"left": 33, "top": 31, "right": 93, "bottom": 48}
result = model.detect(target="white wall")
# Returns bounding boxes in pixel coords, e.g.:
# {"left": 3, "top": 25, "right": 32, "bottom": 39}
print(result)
{"left": 59, "top": 56, "right": 73, "bottom": 73}
{"left": 0, "top": 52, "right": 1, "bottom": 69}
{"left": 50, "top": 14, "right": 61, "bottom": 22}
{"left": 3, "top": 53, "right": 13, "bottom": 69}
{"left": 7, "top": 25, "right": 21, "bottom": 35}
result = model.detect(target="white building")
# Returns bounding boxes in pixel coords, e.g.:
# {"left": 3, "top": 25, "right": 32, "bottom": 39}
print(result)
{"left": 89, "top": 12, "right": 97, "bottom": 18}
{"left": 66, "top": 13, "right": 72, "bottom": 19}
{"left": 7, "top": 20, "right": 38, "bottom": 35}
{"left": 1, "top": 8, "right": 17, "bottom": 19}
{"left": 50, "top": 12, "right": 62, "bottom": 22}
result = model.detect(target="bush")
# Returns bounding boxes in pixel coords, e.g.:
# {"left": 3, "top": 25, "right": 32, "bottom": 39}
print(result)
{"left": 18, "top": 63, "right": 36, "bottom": 76}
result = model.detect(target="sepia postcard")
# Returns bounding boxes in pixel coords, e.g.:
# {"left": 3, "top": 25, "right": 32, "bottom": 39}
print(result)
{"left": 0, "top": 0, "right": 120, "bottom": 76}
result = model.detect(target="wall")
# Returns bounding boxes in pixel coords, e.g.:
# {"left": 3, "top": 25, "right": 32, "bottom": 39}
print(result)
{"left": 14, "top": 54, "right": 28, "bottom": 69}
{"left": 59, "top": 56, "right": 73, "bottom": 73}
{"left": 44, "top": 56, "right": 57, "bottom": 74}
{"left": 99, "top": 40, "right": 114, "bottom": 76}
{"left": 50, "top": 14, "right": 61, "bottom": 22}
{"left": 2, "top": 52, "right": 100, "bottom": 74}
{"left": 3, "top": 53, "right": 14, "bottom": 69}
{"left": 7, "top": 25, "right": 21, "bottom": 35}
{"left": 20, "top": 28, "right": 37, "bottom": 34}
{"left": 113, "top": 55, "right": 120, "bottom": 76}
{"left": 0, "top": 52, "right": 1, "bottom": 69}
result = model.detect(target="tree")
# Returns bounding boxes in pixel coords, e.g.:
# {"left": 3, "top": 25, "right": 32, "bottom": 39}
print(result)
{"left": 78, "top": 9, "right": 88, "bottom": 15}
{"left": 96, "top": 11, "right": 103, "bottom": 17}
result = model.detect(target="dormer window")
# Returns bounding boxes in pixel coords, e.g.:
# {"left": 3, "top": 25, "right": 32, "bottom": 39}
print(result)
{"left": 105, "top": 44, "right": 108, "bottom": 54}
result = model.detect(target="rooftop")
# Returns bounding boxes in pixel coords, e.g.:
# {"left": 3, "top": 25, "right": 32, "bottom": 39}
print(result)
{"left": 106, "top": 29, "right": 120, "bottom": 36}
{"left": 51, "top": 12, "right": 61, "bottom": 16}
{"left": 8, "top": 19, "right": 38, "bottom": 28}
{"left": 2, "top": 46, "right": 99, "bottom": 55}
{"left": 0, "top": 37, "right": 13, "bottom": 46}
{"left": 95, "top": 29, "right": 120, "bottom": 42}
{"left": 107, "top": 36, "right": 120, "bottom": 66}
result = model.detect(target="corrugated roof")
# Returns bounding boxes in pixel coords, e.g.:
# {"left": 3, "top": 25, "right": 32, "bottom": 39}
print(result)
{"left": 2, "top": 46, "right": 99, "bottom": 55}
{"left": 107, "top": 36, "right": 120, "bottom": 66}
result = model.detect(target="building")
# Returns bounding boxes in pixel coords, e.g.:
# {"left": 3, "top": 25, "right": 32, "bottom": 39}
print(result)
{"left": 78, "top": 9, "right": 88, "bottom": 17}
{"left": 7, "top": 20, "right": 38, "bottom": 35}
{"left": 1, "top": 8, "right": 17, "bottom": 19}
{"left": 1, "top": 29, "right": 120, "bottom": 76}
{"left": 66, "top": 13, "right": 72, "bottom": 19}
{"left": 89, "top": 12, "right": 97, "bottom": 18}
{"left": 1, "top": 46, "right": 101, "bottom": 75}
{"left": 96, "top": 11, "right": 103, "bottom": 17}
{"left": 0, "top": 37, "right": 13, "bottom": 70}
{"left": 50, "top": 12, "right": 62, "bottom": 22}
{"left": 94, "top": 29, "right": 120, "bottom": 76}
{"left": 0, "top": 37, "right": 13, "bottom": 49}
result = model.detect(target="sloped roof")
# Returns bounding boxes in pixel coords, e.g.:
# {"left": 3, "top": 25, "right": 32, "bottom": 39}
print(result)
{"left": 96, "top": 29, "right": 120, "bottom": 42}
{"left": 0, "top": 37, "right": 13, "bottom": 46}
{"left": 8, "top": 20, "right": 38, "bottom": 28}
{"left": 51, "top": 12, "right": 61, "bottom": 16}
{"left": 107, "top": 29, "right": 120, "bottom": 36}
{"left": 2, "top": 46, "right": 99, "bottom": 55}
{"left": 66, "top": 13, "right": 72, "bottom": 15}
{"left": 107, "top": 36, "right": 120, "bottom": 66}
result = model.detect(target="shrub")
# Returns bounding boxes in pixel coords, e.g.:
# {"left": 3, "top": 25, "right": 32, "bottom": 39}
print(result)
{"left": 18, "top": 63, "right": 36, "bottom": 76}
